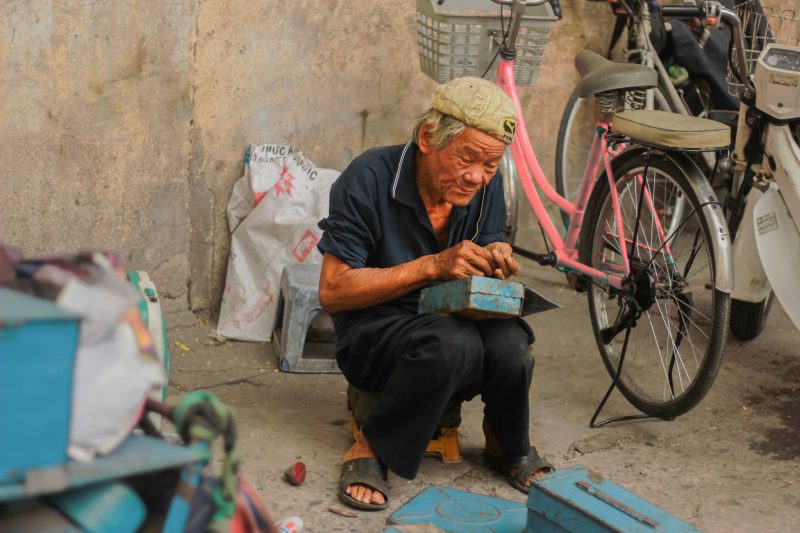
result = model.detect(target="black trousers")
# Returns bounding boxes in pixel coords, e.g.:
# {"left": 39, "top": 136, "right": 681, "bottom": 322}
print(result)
{"left": 336, "top": 306, "right": 535, "bottom": 479}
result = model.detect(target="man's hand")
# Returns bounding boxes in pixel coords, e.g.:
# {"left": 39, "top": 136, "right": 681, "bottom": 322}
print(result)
{"left": 433, "top": 241, "right": 520, "bottom": 281}
{"left": 486, "top": 242, "right": 520, "bottom": 280}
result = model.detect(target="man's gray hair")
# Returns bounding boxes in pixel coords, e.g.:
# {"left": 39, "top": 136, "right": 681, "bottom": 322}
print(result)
{"left": 412, "top": 108, "right": 466, "bottom": 150}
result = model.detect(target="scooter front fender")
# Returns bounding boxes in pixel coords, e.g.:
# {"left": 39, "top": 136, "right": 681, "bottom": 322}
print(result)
{"left": 731, "top": 188, "right": 772, "bottom": 303}
{"left": 753, "top": 187, "right": 800, "bottom": 331}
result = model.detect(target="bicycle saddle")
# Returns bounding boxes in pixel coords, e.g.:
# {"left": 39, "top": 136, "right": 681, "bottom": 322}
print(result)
{"left": 574, "top": 50, "right": 657, "bottom": 98}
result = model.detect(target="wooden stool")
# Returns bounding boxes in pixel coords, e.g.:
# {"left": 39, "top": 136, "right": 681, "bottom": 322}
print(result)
{"left": 346, "top": 384, "right": 462, "bottom": 464}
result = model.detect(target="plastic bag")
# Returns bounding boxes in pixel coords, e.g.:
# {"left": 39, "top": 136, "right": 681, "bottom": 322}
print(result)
{"left": 216, "top": 145, "right": 339, "bottom": 342}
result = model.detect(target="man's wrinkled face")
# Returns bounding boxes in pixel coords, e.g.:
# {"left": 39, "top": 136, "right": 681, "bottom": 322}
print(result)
{"left": 423, "top": 126, "right": 506, "bottom": 206}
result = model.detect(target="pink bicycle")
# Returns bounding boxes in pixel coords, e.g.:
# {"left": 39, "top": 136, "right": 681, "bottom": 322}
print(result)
{"left": 417, "top": 0, "right": 733, "bottom": 419}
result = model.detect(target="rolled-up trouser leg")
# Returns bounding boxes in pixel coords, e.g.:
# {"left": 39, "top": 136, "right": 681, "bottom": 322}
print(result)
{"left": 475, "top": 318, "right": 535, "bottom": 458}
{"left": 357, "top": 314, "right": 483, "bottom": 479}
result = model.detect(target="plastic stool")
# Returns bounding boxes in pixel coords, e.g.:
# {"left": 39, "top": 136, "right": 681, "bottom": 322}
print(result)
{"left": 272, "top": 264, "right": 340, "bottom": 373}
{"left": 347, "top": 385, "right": 462, "bottom": 463}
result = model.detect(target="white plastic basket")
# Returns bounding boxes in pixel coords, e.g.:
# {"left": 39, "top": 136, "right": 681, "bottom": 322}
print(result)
{"left": 416, "top": 0, "right": 558, "bottom": 86}
{"left": 726, "top": 0, "right": 800, "bottom": 96}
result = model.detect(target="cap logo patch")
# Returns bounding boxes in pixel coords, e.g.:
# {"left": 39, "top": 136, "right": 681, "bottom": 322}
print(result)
{"left": 503, "top": 118, "right": 516, "bottom": 136}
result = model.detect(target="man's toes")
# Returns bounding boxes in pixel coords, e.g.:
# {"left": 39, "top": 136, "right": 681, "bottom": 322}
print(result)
{"left": 371, "top": 490, "right": 386, "bottom": 505}
{"left": 356, "top": 485, "right": 373, "bottom": 504}
{"left": 525, "top": 468, "right": 552, "bottom": 487}
{"left": 346, "top": 483, "right": 384, "bottom": 505}
{"left": 352, "top": 485, "right": 365, "bottom": 502}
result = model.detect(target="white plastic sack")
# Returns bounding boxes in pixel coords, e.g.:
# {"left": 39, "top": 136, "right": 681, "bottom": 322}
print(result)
{"left": 40, "top": 254, "right": 166, "bottom": 461}
{"left": 216, "top": 145, "right": 339, "bottom": 341}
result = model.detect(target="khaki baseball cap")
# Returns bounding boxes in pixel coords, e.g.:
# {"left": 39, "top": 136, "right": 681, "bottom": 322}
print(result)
{"left": 432, "top": 77, "right": 517, "bottom": 144}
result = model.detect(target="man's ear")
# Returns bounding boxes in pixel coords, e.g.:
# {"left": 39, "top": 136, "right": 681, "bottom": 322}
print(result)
{"left": 417, "top": 123, "right": 433, "bottom": 154}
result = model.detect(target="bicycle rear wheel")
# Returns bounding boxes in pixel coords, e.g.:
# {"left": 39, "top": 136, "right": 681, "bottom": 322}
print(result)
{"left": 580, "top": 151, "right": 730, "bottom": 418}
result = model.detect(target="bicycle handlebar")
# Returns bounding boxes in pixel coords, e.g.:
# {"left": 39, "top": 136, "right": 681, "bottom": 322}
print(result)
{"left": 660, "top": 5, "right": 706, "bottom": 18}
{"left": 489, "top": 0, "right": 550, "bottom": 7}
{"left": 719, "top": 6, "right": 752, "bottom": 92}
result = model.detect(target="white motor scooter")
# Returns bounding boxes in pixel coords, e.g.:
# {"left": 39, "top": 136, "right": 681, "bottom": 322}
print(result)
{"left": 725, "top": 2, "right": 800, "bottom": 340}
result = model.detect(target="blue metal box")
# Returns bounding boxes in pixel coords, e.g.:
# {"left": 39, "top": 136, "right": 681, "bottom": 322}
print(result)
{"left": 527, "top": 465, "right": 700, "bottom": 532}
{"left": 418, "top": 276, "right": 525, "bottom": 319}
{"left": 0, "top": 288, "right": 80, "bottom": 485}
{"left": 387, "top": 486, "right": 527, "bottom": 532}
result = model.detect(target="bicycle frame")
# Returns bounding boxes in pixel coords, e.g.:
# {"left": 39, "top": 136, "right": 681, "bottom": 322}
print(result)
{"left": 495, "top": 58, "right": 675, "bottom": 290}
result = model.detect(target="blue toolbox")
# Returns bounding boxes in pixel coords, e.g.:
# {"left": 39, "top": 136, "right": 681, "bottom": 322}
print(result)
{"left": 385, "top": 466, "right": 699, "bottom": 533}
{"left": 527, "top": 465, "right": 700, "bottom": 532}
{"left": 418, "top": 276, "right": 525, "bottom": 318}
{"left": 387, "top": 486, "right": 527, "bottom": 532}
{"left": 0, "top": 288, "right": 80, "bottom": 486}
{"left": 0, "top": 287, "right": 210, "bottom": 532}
{"left": 418, "top": 275, "right": 559, "bottom": 319}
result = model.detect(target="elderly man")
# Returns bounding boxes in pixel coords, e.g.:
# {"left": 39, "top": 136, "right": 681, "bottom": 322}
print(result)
{"left": 317, "top": 77, "right": 552, "bottom": 511}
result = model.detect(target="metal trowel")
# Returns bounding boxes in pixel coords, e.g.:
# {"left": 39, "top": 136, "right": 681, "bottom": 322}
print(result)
{"left": 521, "top": 286, "right": 561, "bottom": 316}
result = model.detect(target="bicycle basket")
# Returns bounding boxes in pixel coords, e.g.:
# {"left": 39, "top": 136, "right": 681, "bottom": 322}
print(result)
{"left": 726, "top": 0, "right": 800, "bottom": 97}
{"left": 416, "top": 0, "right": 558, "bottom": 86}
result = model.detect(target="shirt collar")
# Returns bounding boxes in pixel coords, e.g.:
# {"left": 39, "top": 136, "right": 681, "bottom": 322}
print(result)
{"left": 390, "top": 141, "right": 418, "bottom": 208}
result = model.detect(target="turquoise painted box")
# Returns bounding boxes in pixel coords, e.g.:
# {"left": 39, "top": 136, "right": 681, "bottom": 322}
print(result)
{"left": 418, "top": 276, "right": 525, "bottom": 319}
{"left": 0, "top": 288, "right": 80, "bottom": 485}
{"left": 387, "top": 486, "right": 527, "bottom": 532}
{"left": 527, "top": 465, "right": 700, "bottom": 532}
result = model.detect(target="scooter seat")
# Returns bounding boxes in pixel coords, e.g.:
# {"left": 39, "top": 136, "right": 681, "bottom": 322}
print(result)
{"left": 614, "top": 110, "right": 731, "bottom": 150}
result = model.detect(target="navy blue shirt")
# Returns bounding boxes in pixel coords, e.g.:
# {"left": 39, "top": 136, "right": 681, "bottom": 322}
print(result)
{"left": 317, "top": 141, "right": 507, "bottom": 349}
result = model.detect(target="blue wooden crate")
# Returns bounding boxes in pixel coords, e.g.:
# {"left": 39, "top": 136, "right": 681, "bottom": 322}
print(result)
{"left": 47, "top": 481, "right": 146, "bottom": 533}
{"left": 387, "top": 486, "right": 527, "bottom": 532}
{"left": 418, "top": 276, "right": 525, "bottom": 319}
{"left": 527, "top": 466, "right": 700, "bottom": 533}
{"left": 0, "top": 289, "right": 80, "bottom": 486}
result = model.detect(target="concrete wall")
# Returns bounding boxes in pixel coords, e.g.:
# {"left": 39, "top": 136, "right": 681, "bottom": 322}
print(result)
{"left": 1, "top": 1, "right": 196, "bottom": 315}
{"left": 0, "top": 0, "right": 615, "bottom": 319}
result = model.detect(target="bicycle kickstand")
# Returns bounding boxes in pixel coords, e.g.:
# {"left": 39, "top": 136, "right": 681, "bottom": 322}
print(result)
{"left": 589, "top": 308, "right": 675, "bottom": 428}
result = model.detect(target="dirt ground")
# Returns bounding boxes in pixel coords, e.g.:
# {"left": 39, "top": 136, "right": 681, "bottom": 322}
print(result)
{"left": 167, "top": 262, "right": 800, "bottom": 532}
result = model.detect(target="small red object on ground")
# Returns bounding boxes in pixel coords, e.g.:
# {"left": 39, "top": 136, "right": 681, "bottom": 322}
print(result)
{"left": 284, "top": 461, "right": 306, "bottom": 486}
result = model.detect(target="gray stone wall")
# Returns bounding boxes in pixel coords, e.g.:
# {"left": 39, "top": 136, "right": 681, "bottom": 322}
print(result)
{"left": 1, "top": 1, "right": 195, "bottom": 315}
{"left": 1, "top": 0, "right": 661, "bottom": 318}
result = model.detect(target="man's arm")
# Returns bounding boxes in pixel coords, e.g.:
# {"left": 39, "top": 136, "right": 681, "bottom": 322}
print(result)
{"left": 319, "top": 240, "right": 503, "bottom": 314}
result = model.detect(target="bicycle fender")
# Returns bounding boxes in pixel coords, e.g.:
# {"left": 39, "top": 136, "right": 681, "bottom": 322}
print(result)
{"left": 609, "top": 148, "right": 734, "bottom": 294}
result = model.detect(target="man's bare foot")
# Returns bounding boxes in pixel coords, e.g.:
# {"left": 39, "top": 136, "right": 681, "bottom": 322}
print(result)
{"left": 341, "top": 429, "right": 387, "bottom": 506}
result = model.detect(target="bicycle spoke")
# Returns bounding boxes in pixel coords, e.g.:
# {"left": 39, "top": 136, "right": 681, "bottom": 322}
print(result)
{"left": 670, "top": 299, "right": 703, "bottom": 368}
{"left": 652, "top": 296, "right": 692, "bottom": 390}
{"left": 644, "top": 309, "right": 677, "bottom": 399}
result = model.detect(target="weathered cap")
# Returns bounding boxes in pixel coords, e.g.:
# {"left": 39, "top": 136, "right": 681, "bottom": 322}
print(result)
{"left": 432, "top": 77, "right": 517, "bottom": 144}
